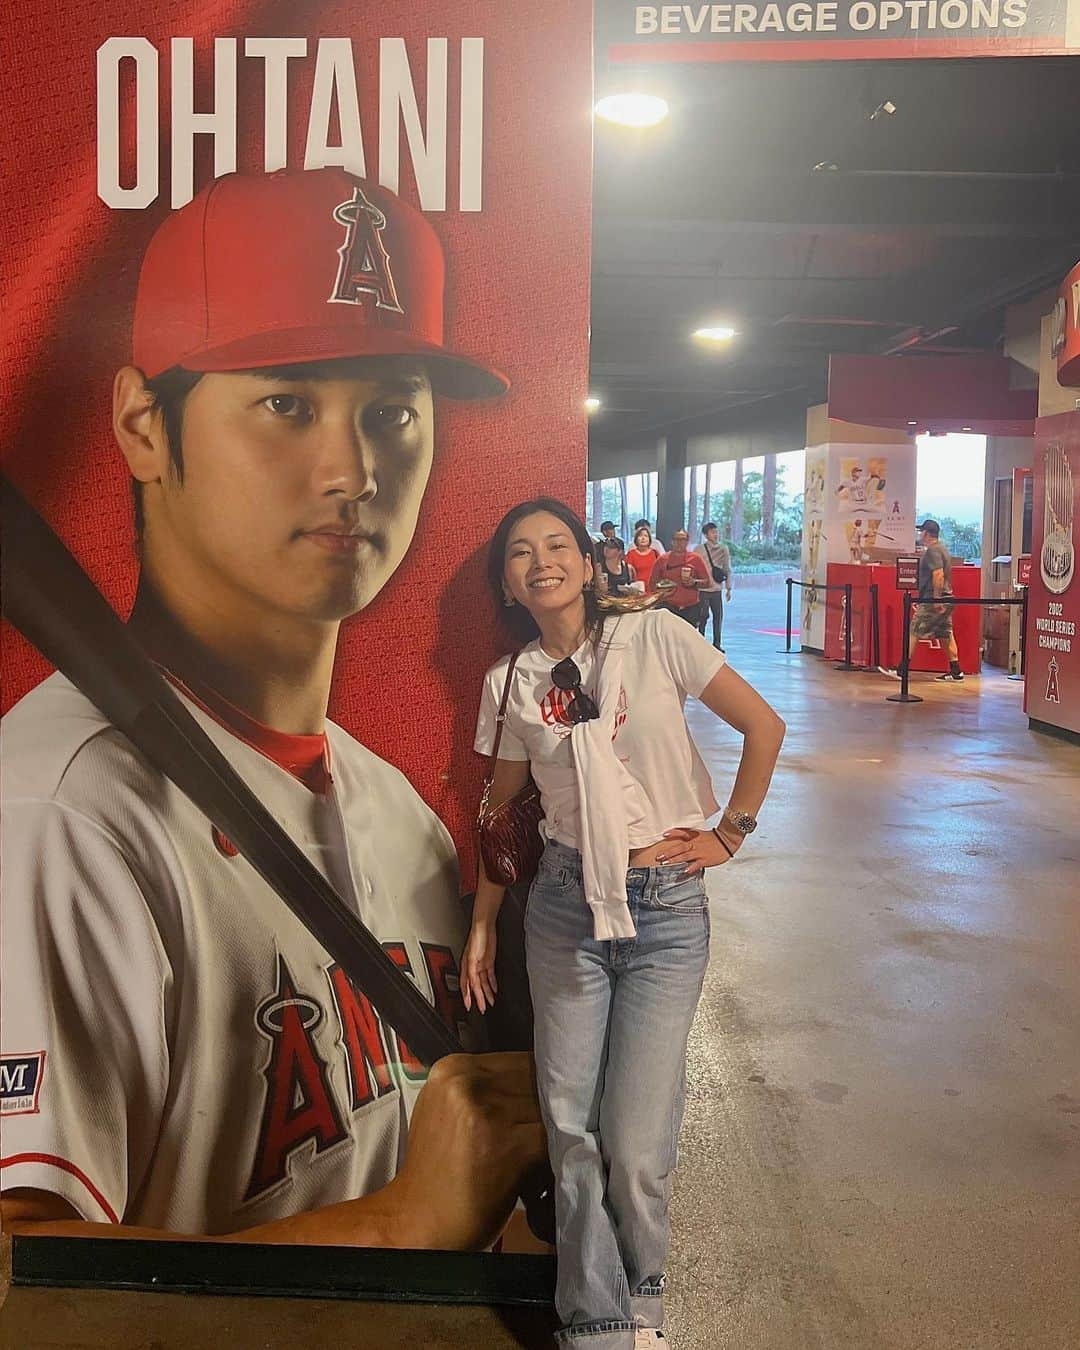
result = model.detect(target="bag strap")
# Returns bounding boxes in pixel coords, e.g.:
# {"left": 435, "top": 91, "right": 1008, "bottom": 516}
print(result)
{"left": 479, "top": 653, "right": 520, "bottom": 821}
{"left": 488, "top": 652, "right": 520, "bottom": 767}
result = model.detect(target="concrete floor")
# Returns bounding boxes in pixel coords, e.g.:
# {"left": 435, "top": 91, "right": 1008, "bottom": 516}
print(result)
{"left": 3, "top": 579, "right": 1079, "bottom": 1349}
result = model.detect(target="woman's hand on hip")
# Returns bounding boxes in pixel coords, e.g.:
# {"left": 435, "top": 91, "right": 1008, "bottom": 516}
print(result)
{"left": 462, "top": 919, "right": 499, "bottom": 1014}
{"left": 656, "top": 827, "right": 741, "bottom": 874}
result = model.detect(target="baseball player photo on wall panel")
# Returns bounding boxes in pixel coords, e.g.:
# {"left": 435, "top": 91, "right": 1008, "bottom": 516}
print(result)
{"left": 0, "top": 4, "right": 591, "bottom": 1256}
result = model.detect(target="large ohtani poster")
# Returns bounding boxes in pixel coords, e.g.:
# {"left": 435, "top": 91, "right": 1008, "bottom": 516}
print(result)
{"left": 0, "top": 4, "right": 591, "bottom": 1257}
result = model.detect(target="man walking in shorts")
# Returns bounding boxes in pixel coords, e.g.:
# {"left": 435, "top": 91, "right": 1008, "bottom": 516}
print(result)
{"left": 902, "top": 519, "right": 963, "bottom": 682}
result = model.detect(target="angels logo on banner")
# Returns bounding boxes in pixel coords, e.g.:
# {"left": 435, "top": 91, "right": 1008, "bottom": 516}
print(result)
{"left": 0, "top": 2, "right": 591, "bottom": 1253}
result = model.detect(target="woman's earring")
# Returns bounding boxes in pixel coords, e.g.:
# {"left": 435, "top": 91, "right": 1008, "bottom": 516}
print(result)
{"left": 503, "top": 594, "right": 516, "bottom": 608}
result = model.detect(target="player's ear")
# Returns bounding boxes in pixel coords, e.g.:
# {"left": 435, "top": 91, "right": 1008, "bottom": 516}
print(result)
{"left": 113, "top": 366, "right": 170, "bottom": 485}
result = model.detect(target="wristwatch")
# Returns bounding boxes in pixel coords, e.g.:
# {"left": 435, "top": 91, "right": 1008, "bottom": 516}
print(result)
{"left": 723, "top": 807, "right": 758, "bottom": 836}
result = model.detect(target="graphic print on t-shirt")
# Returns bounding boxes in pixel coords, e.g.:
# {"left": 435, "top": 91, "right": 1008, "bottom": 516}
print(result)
{"left": 539, "top": 684, "right": 628, "bottom": 739}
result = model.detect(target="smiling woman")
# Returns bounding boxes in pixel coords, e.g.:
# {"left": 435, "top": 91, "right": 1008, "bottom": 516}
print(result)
{"left": 465, "top": 496, "right": 785, "bottom": 1349}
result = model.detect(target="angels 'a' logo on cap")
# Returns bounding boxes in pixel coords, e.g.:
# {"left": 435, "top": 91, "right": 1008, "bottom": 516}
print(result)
{"left": 329, "top": 186, "right": 404, "bottom": 314}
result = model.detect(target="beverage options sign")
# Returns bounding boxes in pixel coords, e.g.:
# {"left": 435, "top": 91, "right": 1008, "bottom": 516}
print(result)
{"left": 603, "top": 0, "right": 1079, "bottom": 60}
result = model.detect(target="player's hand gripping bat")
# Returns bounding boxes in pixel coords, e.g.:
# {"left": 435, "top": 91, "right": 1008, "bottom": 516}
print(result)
{"left": 0, "top": 473, "right": 554, "bottom": 1245}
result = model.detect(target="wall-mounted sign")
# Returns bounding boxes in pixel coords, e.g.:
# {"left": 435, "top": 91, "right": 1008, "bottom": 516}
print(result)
{"left": 1025, "top": 414, "right": 1080, "bottom": 735}
{"left": 604, "top": 0, "right": 1079, "bottom": 62}
{"left": 1051, "top": 260, "right": 1080, "bottom": 387}
{"left": 1018, "top": 554, "right": 1033, "bottom": 586}
{"left": 896, "top": 555, "right": 920, "bottom": 590}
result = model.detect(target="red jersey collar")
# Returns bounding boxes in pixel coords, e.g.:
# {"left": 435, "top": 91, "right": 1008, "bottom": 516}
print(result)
{"left": 160, "top": 669, "right": 333, "bottom": 795}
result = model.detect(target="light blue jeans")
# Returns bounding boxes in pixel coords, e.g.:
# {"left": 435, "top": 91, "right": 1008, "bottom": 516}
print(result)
{"left": 525, "top": 839, "right": 711, "bottom": 1349}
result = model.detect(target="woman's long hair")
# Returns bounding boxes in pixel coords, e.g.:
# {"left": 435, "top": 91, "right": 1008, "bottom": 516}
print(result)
{"left": 488, "top": 498, "right": 658, "bottom": 645}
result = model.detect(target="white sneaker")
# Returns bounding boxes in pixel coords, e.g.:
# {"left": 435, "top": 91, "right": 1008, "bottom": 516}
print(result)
{"left": 635, "top": 1330, "right": 670, "bottom": 1348}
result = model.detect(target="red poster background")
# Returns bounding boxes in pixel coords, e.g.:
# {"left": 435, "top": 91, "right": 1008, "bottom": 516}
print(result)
{"left": 0, "top": 2, "right": 592, "bottom": 883}
{"left": 1024, "top": 412, "right": 1080, "bottom": 734}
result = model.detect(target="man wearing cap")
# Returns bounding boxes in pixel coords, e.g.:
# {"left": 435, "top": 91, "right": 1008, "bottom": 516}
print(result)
{"left": 900, "top": 519, "right": 963, "bottom": 682}
{"left": 1, "top": 169, "right": 545, "bottom": 1248}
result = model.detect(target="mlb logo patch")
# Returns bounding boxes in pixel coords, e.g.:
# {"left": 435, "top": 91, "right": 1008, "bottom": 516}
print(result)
{"left": 0, "top": 1052, "right": 45, "bottom": 1116}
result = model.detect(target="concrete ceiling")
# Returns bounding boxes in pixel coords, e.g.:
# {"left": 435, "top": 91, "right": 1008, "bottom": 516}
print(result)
{"left": 588, "top": 55, "right": 1080, "bottom": 452}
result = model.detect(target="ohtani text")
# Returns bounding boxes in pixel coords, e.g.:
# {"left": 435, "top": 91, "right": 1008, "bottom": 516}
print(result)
{"left": 97, "top": 37, "right": 485, "bottom": 211}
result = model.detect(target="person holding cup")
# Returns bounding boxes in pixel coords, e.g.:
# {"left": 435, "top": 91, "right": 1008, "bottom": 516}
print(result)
{"left": 648, "top": 529, "right": 709, "bottom": 626}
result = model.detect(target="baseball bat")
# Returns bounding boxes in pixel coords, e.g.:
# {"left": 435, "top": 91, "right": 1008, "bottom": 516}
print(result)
{"left": 1, "top": 474, "right": 463, "bottom": 1066}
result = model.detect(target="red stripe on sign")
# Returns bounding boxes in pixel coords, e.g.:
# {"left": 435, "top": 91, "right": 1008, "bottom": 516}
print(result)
{"left": 0, "top": 1152, "right": 120, "bottom": 1223}
{"left": 609, "top": 38, "right": 1069, "bottom": 63}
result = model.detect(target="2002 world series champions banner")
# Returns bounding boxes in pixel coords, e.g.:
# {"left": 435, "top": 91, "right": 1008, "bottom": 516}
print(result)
{"left": 0, "top": 3, "right": 591, "bottom": 1255}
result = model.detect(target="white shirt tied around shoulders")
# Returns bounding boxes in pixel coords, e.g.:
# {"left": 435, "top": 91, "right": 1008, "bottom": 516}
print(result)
{"left": 475, "top": 608, "right": 726, "bottom": 937}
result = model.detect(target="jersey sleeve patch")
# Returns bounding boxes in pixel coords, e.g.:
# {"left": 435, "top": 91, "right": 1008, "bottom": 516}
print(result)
{"left": 0, "top": 1052, "right": 45, "bottom": 1116}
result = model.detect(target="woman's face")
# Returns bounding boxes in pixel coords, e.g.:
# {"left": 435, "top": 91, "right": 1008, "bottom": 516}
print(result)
{"left": 603, "top": 544, "right": 623, "bottom": 569}
{"left": 634, "top": 529, "right": 650, "bottom": 549}
{"left": 503, "top": 510, "right": 592, "bottom": 620}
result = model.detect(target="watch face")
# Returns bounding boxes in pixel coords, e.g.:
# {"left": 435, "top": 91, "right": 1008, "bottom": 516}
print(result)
{"left": 727, "top": 809, "right": 757, "bottom": 835}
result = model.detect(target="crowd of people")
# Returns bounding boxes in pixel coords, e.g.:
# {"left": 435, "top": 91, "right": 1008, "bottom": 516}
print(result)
{"left": 591, "top": 519, "right": 734, "bottom": 651}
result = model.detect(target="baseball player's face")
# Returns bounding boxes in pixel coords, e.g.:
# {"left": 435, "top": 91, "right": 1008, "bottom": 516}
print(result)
{"left": 142, "top": 363, "right": 434, "bottom": 623}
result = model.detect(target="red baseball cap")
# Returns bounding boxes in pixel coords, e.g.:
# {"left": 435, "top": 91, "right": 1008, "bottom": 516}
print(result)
{"left": 132, "top": 169, "right": 508, "bottom": 400}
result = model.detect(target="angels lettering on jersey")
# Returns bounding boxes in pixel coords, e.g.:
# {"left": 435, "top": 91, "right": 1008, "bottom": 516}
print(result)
{"left": 246, "top": 945, "right": 464, "bottom": 1204}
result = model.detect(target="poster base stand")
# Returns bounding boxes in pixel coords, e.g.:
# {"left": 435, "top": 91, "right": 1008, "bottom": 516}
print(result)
{"left": 886, "top": 692, "right": 924, "bottom": 704}
{"left": 11, "top": 1236, "right": 556, "bottom": 1307}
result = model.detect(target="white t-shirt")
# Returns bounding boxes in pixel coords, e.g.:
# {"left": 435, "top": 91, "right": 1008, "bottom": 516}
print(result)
{"left": 0, "top": 673, "right": 466, "bottom": 1235}
{"left": 475, "top": 609, "right": 725, "bottom": 852}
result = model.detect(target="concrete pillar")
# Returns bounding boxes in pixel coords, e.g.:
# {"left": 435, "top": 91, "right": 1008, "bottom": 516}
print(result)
{"left": 656, "top": 433, "right": 687, "bottom": 545}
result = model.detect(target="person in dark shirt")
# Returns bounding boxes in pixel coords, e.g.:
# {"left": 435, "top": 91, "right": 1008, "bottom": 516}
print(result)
{"left": 907, "top": 519, "right": 963, "bottom": 682}
{"left": 598, "top": 538, "right": 637, "bottom": 595}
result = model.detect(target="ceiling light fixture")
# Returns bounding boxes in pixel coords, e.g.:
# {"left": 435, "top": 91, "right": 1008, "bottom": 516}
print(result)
{"left": 585, "top": 396, "right": 602, "bottom": 413}
{"left": 594, "top": 93, "right": 669, "bottom": 128}
{"left": 812, "top": 160, "right": 839, "bottom": 174}
{"left": 693, "top": 325, "right": 737, "bottom": 343}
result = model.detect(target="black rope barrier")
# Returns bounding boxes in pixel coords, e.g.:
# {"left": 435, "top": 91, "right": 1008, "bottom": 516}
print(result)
{"left": 782, "top": 577, "right": 882, "bottom": 673}
{"left": 834, "top": 582, "right": 857, "bottom": 671}
{"left": 781, "top": 576, "right": 857, "bottom": 656}
{"left": 885, "top": 593, "right": 1028, "bottom": 705}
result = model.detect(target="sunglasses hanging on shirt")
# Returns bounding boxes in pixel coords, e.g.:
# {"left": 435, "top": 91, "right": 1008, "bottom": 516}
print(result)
{"left": 551, "top": 657, "right": 600, "bottom": 724}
